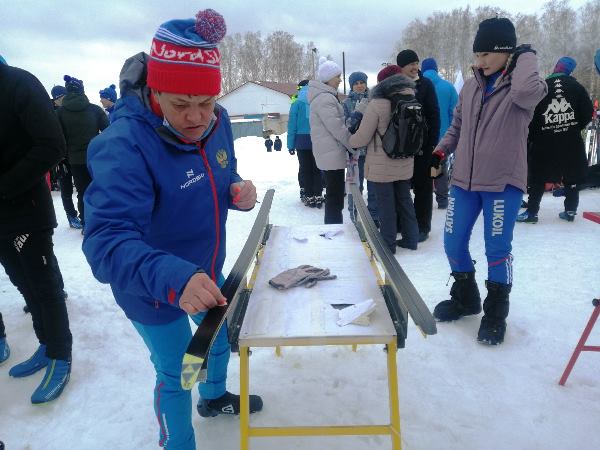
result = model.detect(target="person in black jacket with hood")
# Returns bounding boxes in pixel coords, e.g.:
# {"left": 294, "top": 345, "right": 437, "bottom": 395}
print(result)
{"left": 57, "top": 75, "right": 109, "bottom": 231}
{"left": 397, "top": 50, "right": 441, "bottom": 242}
{"left": 0, "top": 60, "right": 73, "bottom": 403}
{"left": 517, "top": 56, "right": 594, "bottom": 223}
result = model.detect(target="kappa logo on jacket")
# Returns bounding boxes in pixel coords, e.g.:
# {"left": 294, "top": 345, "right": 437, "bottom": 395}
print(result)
{"left": 180, "top": 170, "right": 205, "bottom": 190}
{"left": 542, "top": 97, "right": 575, "bottom": 128}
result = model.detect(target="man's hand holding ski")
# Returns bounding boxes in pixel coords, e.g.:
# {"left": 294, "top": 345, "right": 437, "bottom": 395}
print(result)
{"left": 180, "top": 272, "right": 227, "bottom": 315}
{"left": 231, "top": 180, "right": 257, "bottom": 210}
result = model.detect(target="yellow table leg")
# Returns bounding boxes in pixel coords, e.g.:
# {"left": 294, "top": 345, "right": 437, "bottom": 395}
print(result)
{"left": 240, "top": 346, "right": 250, "bottom": 450}
{"left": 352, "top": 344, "right": 358, "bottom": 352}
{"left": 387, "top": 340, "right": 402, "bottom": 450}
{"left": 276, "top": 346, "right": 282, "bottom": 357}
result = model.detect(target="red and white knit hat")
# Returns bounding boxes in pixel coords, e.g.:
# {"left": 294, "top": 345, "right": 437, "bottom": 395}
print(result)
{"left": 147, "top": 9, "right": 226, "bottom": 96}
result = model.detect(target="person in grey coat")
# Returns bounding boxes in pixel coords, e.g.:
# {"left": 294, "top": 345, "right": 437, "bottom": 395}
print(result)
{"left": 308, "top": 57, "right": 353, "bottom": 224}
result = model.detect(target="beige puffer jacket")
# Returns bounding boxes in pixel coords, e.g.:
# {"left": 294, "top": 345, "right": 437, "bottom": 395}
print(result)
{"left": 349, "top": 74, "right": 415, "bottom": 182}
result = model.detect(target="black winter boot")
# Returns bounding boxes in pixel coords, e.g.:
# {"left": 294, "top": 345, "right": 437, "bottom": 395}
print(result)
{"left": 433, "top": 272, "right": 482, "bottom": 321}
{"left": 197, "top": 391, "right": 263, "bottom": 417}
{"left": 477, "top": 281, "right": 511, "bottom": 345}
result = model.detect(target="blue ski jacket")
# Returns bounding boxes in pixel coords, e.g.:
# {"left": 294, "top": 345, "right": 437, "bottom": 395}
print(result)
{"left": 423, "top": 69, "right": 458, "bottom": 142}
{"left": 82, "top": 53, "right": 243, "bottom": 325}
{"left": 287, "top": 85, "right": 312, "bottom": 150}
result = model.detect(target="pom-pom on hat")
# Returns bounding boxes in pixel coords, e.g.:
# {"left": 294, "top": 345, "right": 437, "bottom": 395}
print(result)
{"left": 64, "top": 75, "right": 84, "bottom": 94}
{"left": 553, "top": 56, "right": 577, "bottom": 76}
{"left": 147, "top": 8, "right": 226, "bottom": 96}
{"left": 51, "top": 85, "right": 67, "bottom": 100}
{"left": 317, "top": 56, "right": 342, "bottom": 83}
{"left": 421, "top": 57, "right": 438, "bottom": 73}
{"left": 349, "top": 71, "right": 368, "bottom": 88}
{"left": 377, "top": 65, "right": 403, "bottom": 83}
{"left": 473, "top": 18, "right": 516, "bottom": 53}
{"left": 99, "top": 84, "right": 118, "bottom": 103}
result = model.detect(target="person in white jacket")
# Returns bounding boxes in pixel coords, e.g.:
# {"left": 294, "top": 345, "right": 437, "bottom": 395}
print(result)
{"left": 308, "top": 57, "right": 352, "bottom": 224}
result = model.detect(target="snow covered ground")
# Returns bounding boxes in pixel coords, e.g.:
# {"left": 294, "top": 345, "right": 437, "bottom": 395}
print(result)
{"left": 1, "top": 135, "right": 600, "bottom": 450}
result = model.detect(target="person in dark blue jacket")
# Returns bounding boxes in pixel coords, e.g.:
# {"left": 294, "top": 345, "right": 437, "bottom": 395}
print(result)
{"left": 422, "top": 57, "right": 458, "bottom": 209}
{"left": 82, "top": 9, "right": 262, "bottom": 450}
{"left": 287, "top": 80, "right": 323, "bottom": 207}
{"left": 99, "top": 83, "right": 117, "bottom": 121}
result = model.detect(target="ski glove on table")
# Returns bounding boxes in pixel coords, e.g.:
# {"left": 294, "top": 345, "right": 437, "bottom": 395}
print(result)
{"left": 269, "top": 265, "right": 337, "bottom": 290}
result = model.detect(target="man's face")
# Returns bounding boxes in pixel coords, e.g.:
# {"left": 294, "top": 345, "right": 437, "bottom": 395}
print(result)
{"left": 54, "top": 96, "right": 64, "bottom": 107}
{"left": 400, "top": 62, "right": 419, "bottom": 79}
{"left": 154, "top": 91, "right": 217, "bottom": 141}
{"left": 100, "top": 98, "right": 114, "bottom": 109}
{"left": 474, "top": 52, "right": 510, "bottom": 76}
{"left": 352, "top": 80, "right": 367, "bottom": 93}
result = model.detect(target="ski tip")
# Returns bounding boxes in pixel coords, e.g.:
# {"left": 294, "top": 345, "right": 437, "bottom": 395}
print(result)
{"left": 181, "top": 353, "right": 205, "bottom": 390}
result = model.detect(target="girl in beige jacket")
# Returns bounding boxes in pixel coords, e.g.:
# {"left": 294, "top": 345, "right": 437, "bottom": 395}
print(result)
{"left": 349, "top": 66, "right": 419, "bottom": 253}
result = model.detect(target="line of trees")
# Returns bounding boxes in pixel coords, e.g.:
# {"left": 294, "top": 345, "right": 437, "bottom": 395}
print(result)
{"left": 396, "top": 0, "right": 600, "bottom": 99}
{"left": 219, "top": 31, "right": 316, "bottom": 94}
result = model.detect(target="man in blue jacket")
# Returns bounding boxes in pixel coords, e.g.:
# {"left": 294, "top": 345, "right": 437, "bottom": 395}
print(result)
{"left": 422, "top": 57, "right": 458, "bottom": 209}
{"left": 82, "top": 9, "right": 261, "bottom": 450}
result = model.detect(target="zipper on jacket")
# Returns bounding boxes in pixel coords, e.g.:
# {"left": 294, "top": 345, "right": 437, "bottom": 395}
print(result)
{"left": 198, "top": 144, "right": 220, "bottom": 283}
{"left": 467, "top": 71, "right": 508, "bottom": 191}
{"left": 468, "top": 94, "right": 485, "bottom": 191}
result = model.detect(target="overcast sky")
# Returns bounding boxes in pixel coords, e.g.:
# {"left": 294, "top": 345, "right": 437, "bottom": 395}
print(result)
{"left": 0, "top": 0, "right": 588, "bottom": 103}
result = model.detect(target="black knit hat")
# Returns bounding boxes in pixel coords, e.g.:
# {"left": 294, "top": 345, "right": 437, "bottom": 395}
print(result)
{"left": 473, "top": 18, "right": 516, "bottom": 53}
{"left": 396, "top": 49, "right": 419, "bottom": 67}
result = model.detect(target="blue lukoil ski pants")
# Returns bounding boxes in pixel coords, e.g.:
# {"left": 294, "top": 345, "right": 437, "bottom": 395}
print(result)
{"left": 444, "top": 185, "right": 523, "bottom": 284}
{"left": 132, "top": 276, "right": 230, "bottom": 450}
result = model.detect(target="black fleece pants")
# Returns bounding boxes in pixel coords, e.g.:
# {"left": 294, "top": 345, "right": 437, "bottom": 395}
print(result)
{"left": 323, "top": 169, "right": 345, "bottom": 224}
{"left": 59, "top": 160, "right": 78, "bottom": 218}
{"left": 297, "top": 150, "right": 323, "bottom": 198}
{"left": 70, "top": 163, "right": 92, "bottom": 226}
{"left": 412, "top": 152, "right": 434, "bottom": 234}
{"left": 527, "top": 181, "right": 579, "bottom": 215}
{"left": 0, "top": 230, "right": 72, "bottom": 360}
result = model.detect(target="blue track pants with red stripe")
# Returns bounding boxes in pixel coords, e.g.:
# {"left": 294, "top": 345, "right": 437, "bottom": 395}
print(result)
{"left": 443, "top": 185, "right": 522, "bottom": 284}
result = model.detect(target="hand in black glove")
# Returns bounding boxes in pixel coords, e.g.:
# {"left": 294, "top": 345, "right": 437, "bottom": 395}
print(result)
{"left": 288, "top": 149, "right": 295, "bottom": 155}
{"left": 506, "top": 44, "right": 536, "bottom": 74}
{"left": 348, "top": 111, "right": 363, "bottom": 135}
{"left": 429, "top": 149, "right": 445, "bottom": 178}
{"left": 52, "top": 160, "right": 68, "bottom": 179}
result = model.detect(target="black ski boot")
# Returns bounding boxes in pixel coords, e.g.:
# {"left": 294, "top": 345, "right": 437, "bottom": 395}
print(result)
{"left": 197, "top": 391, "right": 263, "bottom": 417}
{"left": 477, "top": 281, "right": 511, "bottom": 345}
{"left": 433, "top": 271, "right": 481, "bottom": 321}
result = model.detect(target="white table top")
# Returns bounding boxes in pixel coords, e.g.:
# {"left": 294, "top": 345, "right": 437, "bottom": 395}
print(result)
{"left": 238, "top": 224, "right": 397, "bottom": 347}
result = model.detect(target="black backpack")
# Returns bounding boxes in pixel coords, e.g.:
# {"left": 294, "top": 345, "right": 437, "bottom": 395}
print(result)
{"left": 377, "top": 97, "right": 427, "bottom": 159}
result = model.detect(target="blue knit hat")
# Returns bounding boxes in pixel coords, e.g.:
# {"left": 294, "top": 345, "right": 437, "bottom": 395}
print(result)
{"left": 348, "top": 71, "right": 368, "bottom": 89}
{"left": 64, "top": 75, "right": 84, "bottom": 94}
{"left": 421, "top": 58, "right": 438, "bottom": 73}
{"left": 553, "top": 57, "right": 576, "bottom": 76}
{"left": 99, "top": 84, "right": 117, "bottom": 103}
{"left": 51, "top": 85, "right": 67, "bottom": 100}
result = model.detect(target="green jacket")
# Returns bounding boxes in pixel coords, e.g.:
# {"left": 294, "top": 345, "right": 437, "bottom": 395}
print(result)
{"left": 57, "top": 93, "right": 109, "bottom": 164}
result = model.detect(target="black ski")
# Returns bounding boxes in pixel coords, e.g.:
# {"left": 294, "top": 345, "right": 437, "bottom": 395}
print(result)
{"left": 350, "top": 184, "right": 436, "bottom": 346}
{"left": 181, "top": 189, "right": 275, "bottom": 390}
